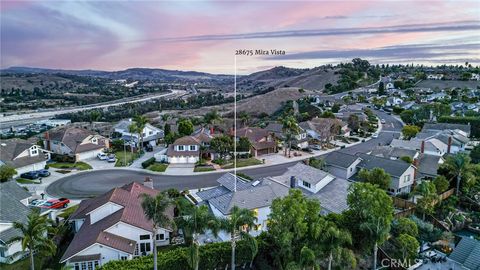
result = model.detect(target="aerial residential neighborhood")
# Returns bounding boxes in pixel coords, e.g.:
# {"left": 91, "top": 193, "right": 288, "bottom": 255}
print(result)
{"left": 1, "top": 1, "right": 480, "bottom": 270}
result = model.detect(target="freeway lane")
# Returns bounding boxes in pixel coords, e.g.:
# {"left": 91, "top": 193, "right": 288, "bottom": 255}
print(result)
{"left": 46, "top": 110, "right": 401, "bottom": 199}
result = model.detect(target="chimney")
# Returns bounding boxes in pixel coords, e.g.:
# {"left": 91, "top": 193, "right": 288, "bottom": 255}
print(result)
{"left": 44, "top": 131, "right": 51, "bottom": 151}
{"left": 420, "top": 140, "right": 425, "bottom": 154}
{"left": 210, "top": 127, "right": 214, "bottom": 135}
{"left": 290, "top": 176, "right": 296, "bottom": 188}
{"left": 143, "top": 177, "right": 154, "bottom": 189}
{"left": 447, "top": 136, "right": 452, "bottom": 154}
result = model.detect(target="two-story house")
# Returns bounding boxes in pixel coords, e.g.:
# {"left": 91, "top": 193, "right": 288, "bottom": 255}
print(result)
{"left": 44, "top": 127, "right": 109, "bottom": 161}
{"left": 166, "top": 136, "right": 201, "bottom": 164}
{"left": 61, "top": 181, "right": 173, "bottom": 269}
{"left": 324, "top": 151, "right": 363, "bottom": 179}
{"left": 114, "top": 119, "right": 164, "bottom": 148}
{"left": 265, "top": 122, "right": 309, "bottom": 149}
{"left": 235, "top": 127, "right": 276, "bottom": 157}
{"left": 0, "top": 139, "right": 49, "bottom": 175}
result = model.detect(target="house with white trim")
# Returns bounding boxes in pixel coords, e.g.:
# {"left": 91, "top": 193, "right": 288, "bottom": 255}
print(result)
{"left": 0, "top": 139, "right": 49, "bottom": 175}
{"left": 114, "top": 119, "right": 164, "bottom": 148}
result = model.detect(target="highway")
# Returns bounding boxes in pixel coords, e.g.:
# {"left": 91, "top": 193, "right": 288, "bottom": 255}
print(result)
{"left": 45, "top": 110, "right": 401, "bottom": 199}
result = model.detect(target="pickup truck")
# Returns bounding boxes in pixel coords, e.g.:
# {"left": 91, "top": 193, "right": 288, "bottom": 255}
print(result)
{"left": 40, "top": 198, "right": 70, "bottom": 209}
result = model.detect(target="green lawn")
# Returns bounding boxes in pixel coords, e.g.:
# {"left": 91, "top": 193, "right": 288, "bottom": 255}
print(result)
{"left": 49, "top": 161, "right": 92, "bottom": 170}
{"left": 194, "top": 167, "right": 216, "bottom": 172}
{"left": 222, "top": 158, "right": 263, "bottom": 169}
{"left": 115, "top": 151, "right": 140, "bottom": 167}
{"left": 59, "top": 205, "right": 79, "bottom": 219}
{"left": 0, "top": 256, "right": 45, "bottom": 270}
{"left": 147, "top": 163, "right": 168, "bottom": 172}
{"left": 16, "top": 178, "right": 40, "bottom": 184}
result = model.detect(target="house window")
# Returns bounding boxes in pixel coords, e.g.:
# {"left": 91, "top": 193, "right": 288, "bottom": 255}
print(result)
{"left": 156, "top": 234, "right": 165, "bottom": 240}
{"left": 134, "top": 245, "right": 139, "bottom": 256}
{"left": 87, "top": 261, "right": 93, "bottom": 270}
{"left": 31, "top": 149, "right": 38, "bottom": 155}
{"left": 139, "top": 234, "right": 150, "bottom": 240}
{"left": 120, "top": 256, "right": 128, "bottom": 261}
{"left": 178, "top": 145, "right": 185, "bottom": 151}
{"left": 404, "top": 175, "right": 410, "bottom": 183}
{"left": 189, "top": 145, "right": 196, "bottom": 151}
{"left": 140, "top": 242, "right": 151, "bottom": 254}
{"left": 149, "top": 131, "right": 153, "bottom": 135}
{"left": 302, "top": 181, "right": 311, "bottom": 188}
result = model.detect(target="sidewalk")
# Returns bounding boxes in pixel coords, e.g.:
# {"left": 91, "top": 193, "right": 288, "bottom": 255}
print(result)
{"left": 129, "top": 145, "right": 166, "bottom": 168}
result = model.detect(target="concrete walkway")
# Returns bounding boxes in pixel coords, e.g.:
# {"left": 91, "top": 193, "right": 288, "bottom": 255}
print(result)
{"left": 129, "top": 146, "right": 166, "bottom": 168}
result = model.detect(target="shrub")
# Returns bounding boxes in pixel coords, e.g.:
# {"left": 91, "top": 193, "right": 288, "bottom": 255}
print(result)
{"left": 212, "top": 159, "right": 227, "bottom": 165}
{"left": 141, "top": 157, "right": 156, "bottom": 169}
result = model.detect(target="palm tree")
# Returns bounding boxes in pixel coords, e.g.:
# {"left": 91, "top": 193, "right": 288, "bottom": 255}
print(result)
{"left": 204, "top": 110, "right": 223, "bottom": 131}
{"left": 10, "top": 209, "right": 57, "bottom": 270}
{"left": 219, "top": 206, "right": 257, "bottom": 270}
{"left": 128, "top": 123, "right": 139, "bottom": 151}
{"left": 280, "top": 116, "right": 300, "bottom": 157}
{"left": 318, "top": 222, "right": 353, "bottom": 270}
{"left": 243, "top": 233, "right": 258, "bottom": 269}
{"left": 299, "top": 246, "right": 316, "bottom": 270}
{"left": 414, "top": 181, "right": 439, "bottom": 220}
{"left": 141, "top": 192, "right": 174, "bottom": 270}
{"left": 134, "top": 115, "right": 149, "bottom": 151}
{"left": 239, "top": 112, "right": 250, "bottom": 127}
{"left": 443, "top": 153, "right": 472, "bottom": 196}
{"left": 175, "top": 205, "right": 220, "bottom": 270}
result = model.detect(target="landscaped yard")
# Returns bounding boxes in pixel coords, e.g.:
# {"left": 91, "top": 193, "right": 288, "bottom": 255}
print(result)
{"left": 146, "top": 163, "right": 168, "bottom": 172}
{"left": 194, "top": 166, "right": 216, "bottom": 172}
{"left": 49, "top": 161, "right": 92, "bottom": 170}
{"left": 16, "top": 178, "right": 41, "bottom": 184}
{"left": 59, "top": 205, "right": 79, "bottom": 219}
{"left": 0, "top": 256, "right": 45, "bottom": 270}
{"left": 222, "top": 158, "right": 263, "bottom": 169}
{"left": 115, "top": 151, "right": 141, "bottom": 167}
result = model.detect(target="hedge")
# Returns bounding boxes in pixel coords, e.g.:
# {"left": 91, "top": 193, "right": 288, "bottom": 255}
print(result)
{"left": 100, "top": 241, "right": 254, "bottom": 270}
{"left": 141, "top": 157, "right": 156, "bottom": 169}
{"left": 438, "top": 116, "right": 480, "bottom": 138}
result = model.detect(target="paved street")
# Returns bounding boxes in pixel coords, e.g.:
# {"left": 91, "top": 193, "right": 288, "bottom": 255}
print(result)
{"left": 45, "top": 109, "right": 402, "bottom": 199}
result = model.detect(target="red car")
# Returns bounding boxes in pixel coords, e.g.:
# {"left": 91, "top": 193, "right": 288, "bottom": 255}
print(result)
{"left": 41, "top": 198, "right": 70, "bottom": 209}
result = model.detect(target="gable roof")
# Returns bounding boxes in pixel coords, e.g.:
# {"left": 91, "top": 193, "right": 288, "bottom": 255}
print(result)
{"left": 423, "top": 123, "right": 471, "bottom": 136}
{"left": 172, "top": 136, "right": 200, "bottom": 146}
{"left": 304, "top": 177, "right": 352, "bottom": 214}
{"left": 0, "top": 139, "right": 46, "bottom": 169}
{"left": 47, "top": 127, "right": 106, "bottom": 154}
{"left": 0, "top": 182, "right": 31, "bottom": 243}
{"left": 356, "top": 153, "right": 412, "bottom": 178}
{"left": 370, "top": 146, "right": 418, "bottom": 159}
{"left": 417, "top": 154, "right": 442, "bottom": 178}
{"left": 324, "top": 151, "right": 361, "bottom": 169}
{"left": 278, "top": 162, "right": 334, "bottom": 186}
{"left": 235, "top": 127, "right": 270, "bottom": 142}
{"left": 449, "top": 237, "right": 480, "bottom": 270}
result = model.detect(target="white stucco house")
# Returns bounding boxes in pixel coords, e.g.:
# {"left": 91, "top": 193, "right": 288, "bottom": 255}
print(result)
{"left": 61, "top": 181, "right": 173, "bottom": 269}
{"left": 0, "top": 139, "right": 49, "bottom": 175}
{"left": 114, "top": 119, "right": 164, "bottom": 148}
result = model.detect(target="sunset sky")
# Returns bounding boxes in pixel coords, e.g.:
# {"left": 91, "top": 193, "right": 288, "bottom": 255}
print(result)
{"left": 1, "top": 0, "right": 479, "bottom": 74}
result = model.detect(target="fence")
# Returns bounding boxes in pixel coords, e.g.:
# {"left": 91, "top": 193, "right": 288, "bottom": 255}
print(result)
{"left": 392, "top": 197, "right": 416, "bottom": 210}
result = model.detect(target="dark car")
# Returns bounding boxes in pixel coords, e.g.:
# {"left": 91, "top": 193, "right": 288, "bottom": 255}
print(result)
{"left": 145, "top": 144, "right": 153, "bottom": 152}
{"left": 20, "top": 171, "right": 39, "bottom": 180}
{"left": 36, "top": 169, "right": 50, "bottom": 177}
{"left": 41, "top": 198, "right": 70, "bottom": 209}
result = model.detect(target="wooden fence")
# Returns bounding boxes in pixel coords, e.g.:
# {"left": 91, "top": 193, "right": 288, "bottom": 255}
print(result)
{"left": 392, "top": 197, "right": 416, "bottom": 210}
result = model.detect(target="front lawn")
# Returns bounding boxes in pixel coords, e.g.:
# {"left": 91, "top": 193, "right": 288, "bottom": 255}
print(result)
{"left": 146, "top": 163, "right": 168, "bottom": 172}
{"left": 115, "top": 151, "right": 141, "bottom": 167}
{"left": 222, "top": 158, "right": 263, "bottom": 169}
{"left": 0, "top": 256, "right": 45, "bottom": 270}
{"left": 16, "top": 178, "right": 41, "bottom": 184}
{"left": 59, "top": 205, "right": 79, "bottom": 219}
{"left": 49, "top": 161, "right": 92, "bottom": 170}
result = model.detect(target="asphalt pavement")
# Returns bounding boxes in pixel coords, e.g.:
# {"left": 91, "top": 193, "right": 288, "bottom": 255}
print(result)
{"left": 45, "top": 109, "right": 402, "bottom": 199}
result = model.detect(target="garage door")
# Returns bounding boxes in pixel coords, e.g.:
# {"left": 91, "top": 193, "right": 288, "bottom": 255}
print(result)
{"left": 187, "top": 156, "right": 198, "bottom": 163}
{"left": 77, "top": 149, "right": 103, "bottom": 161}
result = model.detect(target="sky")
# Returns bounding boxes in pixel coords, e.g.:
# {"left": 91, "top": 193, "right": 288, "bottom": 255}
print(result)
{"left": 1, "top": 0, "right": 479, "bottom": 74}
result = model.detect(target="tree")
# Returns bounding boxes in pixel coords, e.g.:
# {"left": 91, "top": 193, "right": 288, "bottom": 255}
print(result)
{"left": 346, "top": 183, "right": 394, "bottom": 270}
{"left": 443, "top": 153, "right": 473, "bottom": 196}
{"left": 239, "top": 112, "right": 250, "bottom": 127}
{"left": 128, "top": 123, "right": 140, "bottom": 149}
{"left": 317, "top": 221, "right": 354, "bottom": 270}
{"left": 433, "top": 175, "right": 449, "bottom": 194}
{"left": 414, "top": 181, "right": 438, "bottom": 220}
{"left": 395, "top": 234, "right": 419, "bottom": 263}
{"left": 164, "top": 123, "right": 171, "bottom": 137}
{"left": 280, "top": 115, "right": 300, "bottom": 157}
{"left": 175, "top": 205, "right": 219, "bottom": 270}
{"left": 134, "top": 114, "right": 148, "bottom": 150}
{"left": 236, "top": 137, "right": 251, "bottom": 153}
{"left": 10, "top": 209, "right": 56, "bottom": 270}
{"left": 204, "top": 110, "right": 222, "bottom": 129}
{"left": 470, "top": 144, "right": 480, "bottom": 164}
{"left": 0, "top": 165, "right": 17, "bottom": 182}
{"left": 309, "top": 158, "right": 326, "bottom": 170}
{"left": 141, "top": 192, "right": 173, "bottom": 270}
{"left": 331, "top": 103, "right": 340, "bottom": 113}
{"left": 402, "top": 125, "right": 420, "bottom": 139}
{"left": 357, "top": 168, "right": 391, "bottom": 190}
{"left": 321, "top": 111, "right": 335, "bottom": 118}
{"left": 299, "top": 246, "right": 316, "bottom": 270}
{"left": 378, "top": 82, "right": 385, "bottom": 96}
{"left": 89, "top": 110, "right": 101, "bottom": 123}
{"left": 392, "top": 217, "right": 418, "bottom": 237}
{"left": 400, "top": 110, "right": 414, "bottom": 124}
{"left": 400, "top": 156, "right": 413, "bottom": 164}
{"left": 210, "top": 135, "right": 233, "bottom": 160}
{"left": 347, "top": 114, "right": 360, "bottom": 132}
{"left": 178, "top": 119, "right": 194, "bottom": 136}
{"left": 219, "top": 206, "right": 257, "bottom": 270}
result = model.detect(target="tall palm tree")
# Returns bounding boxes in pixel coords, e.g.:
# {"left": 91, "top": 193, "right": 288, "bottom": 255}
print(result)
{"left": 318, "top": 222, "right": 353, "bottom": 270}
{"left": 414, "top": 181, "right": 439, "bottom": 220}
{"left": 134, "top": 115, "right": 149, "bottom": 151}
{"left": 280, "top": 115, "right": 300, "bottom": 157}
{"left": 175, "top": 205, "right": 220, "bottom": 270}
{"left": 219, "top": 206, "right": 257, "bottom": 270}
{"left": 10, "top": 209, "right": 57, "bottom": 270}
{"left": 444, "top": 153, "right": 472, "bottom": 196}
{"left": 141, "top": 192, "right": 174, "bottom": 270}
{"left": 128, "top": 123, "right": 140, "bottom": 151}
{"left": 239, "top": 112, "right": 250, "bottom": 127}
{"left": 204, "top": 110, "right": 223, "bottom": 131}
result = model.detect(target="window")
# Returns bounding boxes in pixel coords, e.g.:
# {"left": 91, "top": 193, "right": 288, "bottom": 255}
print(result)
{"left": 302, "top": 181, "right": 311, "bottom": 188}
{"left": 140, "top": 242, "right": 151, "bottom": 254}
{"left": 134, "top": 244, "right": 139, "bottom": 256}
{"left": 139, "top": 234, "right": 150, "bottom": 240}
{"left": 31, "top": 150, "right": 38, "bottom": 155}
{"left": 88, "top": 261, "right": 93, "bottom": 270}
{"left": 120, "top": 256, "right": 128, "bottom": 261}
{"left": 189, "top": 145, "right": 196, "bottom": 151}
{"left": 156, "top": 234, "right": 165, "bottom": 240}
{"left": 178, "top": 145, "right": 185, "bottom": 151}
{"left": 404, "top": 175, "right": 410, "bottom": 183}
{"left": 149, "top": 131, "right": 153, "bottom": 135}
{"left": 74, "top": 263, "right": 80, "bottom": 270}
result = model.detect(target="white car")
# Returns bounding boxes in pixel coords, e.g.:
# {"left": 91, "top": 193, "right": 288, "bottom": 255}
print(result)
{"left": 30, "top": 199, "right": 47, "bottom": 207}
{"left": 97, "top": 153, "right": 108, "bottom": 160}
{"left": 381, "top": 119, "right": 386, "bottom": 124}
{"left": 372, "top": 133, "right": 379, "bottom": 138}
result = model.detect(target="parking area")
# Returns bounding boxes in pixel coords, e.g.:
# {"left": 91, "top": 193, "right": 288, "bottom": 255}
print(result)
{"left": 85, "top": 157, "right": 116, "bottom": 170}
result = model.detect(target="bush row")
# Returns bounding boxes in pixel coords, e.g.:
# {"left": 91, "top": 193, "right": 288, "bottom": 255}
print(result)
{"left": 141, "top": 157, "right": 156, "bottom": 169}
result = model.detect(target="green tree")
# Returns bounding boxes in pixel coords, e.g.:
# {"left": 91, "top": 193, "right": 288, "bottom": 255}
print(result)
{"left": 178, "top": 119, "right": 194, "bottom": 136}
{"left": 402, "top": 125, "right": 420, "bottom": 139}
{"left": 357, "top": 168, "right": 392, "bottom": 190}
{"left": 280, "top": 115, "right": 301, "bottom": 157}
{"left": 378, "top": 82, "right": 385, "bottom": 96}
{"left": 395, "top": 234, "right": 419, "bottom": 263}
{"left": 134, "top": 114, "right": 149, "bottom": 150}
{"left": 239, "top": 112, "right": 250, "bottom": 127}
{"left": 0, "top": 165, "right": 17, "bottom": 182}
{"left": 128, "top": 123, "right": 140, "bottom": 149}
{"left": 89, "top": 110, "right": 101, "bottom": 123}
{"left": 331, "top": 103, "right": 340, "bottom": 113}
{"left": 318, "top": 221, "right": 355, "bottom": 270}
{"left": 210, "top": 135, "right": 233, "bottom": 160}
{"left": 347, "top": 114, "right": 360, "bottom": 132}
{"left": 392, "top": 217, "right": 418, "bottom": 237}
{"left": 203, "top": 110, "right": 223, "bottom": 129}
{"left": 414, "top": 181, "right": 438, "bottom": 220}
{"left": 346, "top": 183, "right": 394, "bottom": 270}
{"left": 236, "top": 137, "right": 252, "bottom": 152}
{"left": 164, "top": 123, "right": 171, "bottom": 136}
{"left": 299, "top": 246, "right": 316, "bottom": 270}
{"left": 443, "top": 153, "right": 474, "bottom": 196}
{"left": 309, "top": 158, "right": 326, "bottom": 170}
{"left": 321, "top": 111, "right": 336, "bottom": 118}
{"left": 219, "top": 206, "right": 257, "bottom": 270}
{"left": 400, "top": 156, "right": 413, "bottom": 164}
{"left": 433, "top": 175, "right": 449, "bottom": 194}
{"left": 470, "top": 144, "right": 480, "bottom": 164}
{"left": 10, "top": 209, "right": 56, "bottom": 270}
{"left": 141, "top": 192, "right": 174, "bottom": 270}
{"left": 400, "top": 110, "right": 414, "bottom": 124}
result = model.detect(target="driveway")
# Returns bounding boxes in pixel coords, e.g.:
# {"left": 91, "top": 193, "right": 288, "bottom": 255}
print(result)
{"left": 86, "top": 158, "right": 116, "bottom": 170}
{"left": 130, "top": 145, "right": 166, "bottom": 168}
{"left": 164, "top": 163, "right": 195, "bottom": 175}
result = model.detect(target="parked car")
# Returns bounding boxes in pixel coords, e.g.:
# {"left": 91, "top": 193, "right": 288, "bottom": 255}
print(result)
{"left": 97, "top": 153, "right": 108, "bottom": 160}
{"left": 372, "top": 133, "right": 379, "bottom": 138}
{"left": 309, "top": 145, "right": 322, "bottom": 151}
{"left": 29, "top": 199, "right": 47, "bottom": 207}
{"left": 145, "top": 144, "right": 153, "bottom": 152}
{"left": 107, "top": 154, "right": 116, "bottom": 163}
{"left": 41, "top": 198, "right": 70, "bottom": 209}
{"left": 20, "top": 171, "right": 39, "bottom": 180}
{"left": 381, "top": 119, "right": 386, "bottom": 124}
{"left": 36, "top": 169, "right": 50, "bottom": 177}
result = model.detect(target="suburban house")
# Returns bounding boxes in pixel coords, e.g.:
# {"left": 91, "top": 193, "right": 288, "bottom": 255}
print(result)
{"left": 471, "top": 73, "right": 480, "bottom": 81}
{"left": 391, "top": 139, "right": 447, "bottom": 156}
{"left": 235, "top": 127, "right": 276, "bottom": 157}
{"left": 0, "top": 181, "right": 32, "bottom": 264}
{"left": 0, "top": 139, "right": 49, "bottom": 175}
{"left": 427, "top": 74, "right": 444, "bottom": 80}
{"left": 44, "top": 127, "right": 109, "bottom": 161}
{"left": 356, "top": 153, "right": 415, "bottom": 195}
{"left": 114, "top": 119, "right": 164, "bottom": 147}
{"left": 196, "top": 173, "right": 289, "bottom": 241}
{"left": 300, "top": 118, "right": 348, "bottom": 142}
{"left": 385, "top": 96, "right": 403, "bottom": 107}
{"left": 265, "top": 122, "right": 309, "bottom": 149}
{"left": 61, "top": 181, "right": 174, "bottom": 269}
{"left": 422, "top": 123, "right": 471, "bottom": 137}
{"left": 165, "top": 136, "right": 201, "bottom": 164}
{"left": 448, "top": 237, "right": 480, "bottom": 270}
{"left": 324, "top": 151, "right": 362, "bottom": 179}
